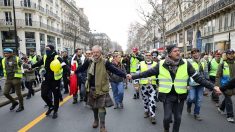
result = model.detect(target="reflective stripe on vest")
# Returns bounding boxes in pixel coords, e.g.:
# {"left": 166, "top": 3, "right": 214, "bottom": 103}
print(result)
{"left": 130, "top": 57, "right": 139, "bottom": 73}
{"left": 158, "top": 59, "right": 188, "bottom": 94}
{"left": 140, "top": 61, "right": 157, "bottom": 85}
{"left": 43, "top": 55, "right": 63, "bottom": 80}
{"left": 2, "top": 56, "right": 23, "bottom": 78}
{"left": 29, "top": 55, "right": 37, "bottom": 64}
{"left": 209, "top": 58, "right": 222, "bottom": 76}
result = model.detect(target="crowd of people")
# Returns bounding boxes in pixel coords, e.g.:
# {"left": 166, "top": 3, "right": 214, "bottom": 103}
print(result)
{"left": 0, "top": 44, "right": 234, "bottom": 132}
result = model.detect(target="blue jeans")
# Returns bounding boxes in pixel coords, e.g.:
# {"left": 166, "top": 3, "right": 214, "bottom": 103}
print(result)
{"left": 187, "top": 85, "right": 204, "bottom": 115}
{"left": 111, "top": 82, "right": 124, "bottom": 104}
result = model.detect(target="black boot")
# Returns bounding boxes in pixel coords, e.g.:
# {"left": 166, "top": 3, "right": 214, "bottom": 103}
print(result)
{"left": 45, "top": 107, "right": 54, "bottom": 116}
{"left": 16, "top": 106, "right": 24, "bottom": 112}
{"left": 10, "top": 102, "right": 19, "bottom": 110}
{"left": 72, "top": 98, "right": 78, "bottom": 104}
{"left": 52, "top": 112, "right": 58, "bottom": 119}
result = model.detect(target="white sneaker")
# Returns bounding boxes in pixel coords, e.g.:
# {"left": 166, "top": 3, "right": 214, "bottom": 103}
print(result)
{"left": 227, "top": 117, "right": 235, "bottom": 123}
{"left": 217, "top": 108, "right": 226, "bottom": 115}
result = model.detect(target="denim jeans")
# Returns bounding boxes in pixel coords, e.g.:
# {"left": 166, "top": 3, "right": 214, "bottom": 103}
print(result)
{"left": 187, "top": 85, "right": 204, "bottom": 115}
{"left": 111, "top": 81, "right": 124, "bottom": 104}
{"left": 220, "top": 94, "right": 234, "bottom": 118}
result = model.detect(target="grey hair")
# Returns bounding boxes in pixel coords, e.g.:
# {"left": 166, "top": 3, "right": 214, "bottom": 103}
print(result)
{"left": 92, "top": 45, "right": 102, "bottom": 52}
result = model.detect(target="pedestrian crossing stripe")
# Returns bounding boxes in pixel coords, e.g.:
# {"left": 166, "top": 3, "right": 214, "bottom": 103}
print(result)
{"left": 18, "top": 95, "right": 72, "bottom": 132}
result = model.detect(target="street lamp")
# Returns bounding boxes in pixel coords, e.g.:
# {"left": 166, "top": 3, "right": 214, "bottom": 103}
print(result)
{"left": 12, "top": 0, "right": 18, "bottom": 55}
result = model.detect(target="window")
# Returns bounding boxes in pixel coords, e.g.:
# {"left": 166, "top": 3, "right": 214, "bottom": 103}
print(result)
{"left": 23, "top": 0, "right": 31, "bottom": 7}
{"left": 224, "top": 13, "right": 229, "bottom": 31}
{"left": 231, "top": 11, "right": 235, "bottom": 28}
{"left": 4, "top": 0, "right": 11, "bottom": 6}
{"left": 25, "top": 13, "right": 32, "bottom": 26}
{"left": 219, "top": 16, "right": 223, "bottom": 32}
{"left": 5, "top": 12, "right": 12, "bottom": 25}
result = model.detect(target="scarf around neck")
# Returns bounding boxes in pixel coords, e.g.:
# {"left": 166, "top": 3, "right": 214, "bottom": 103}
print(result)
{"left": 165, "top": 56, "right": 181, "bottom": 74}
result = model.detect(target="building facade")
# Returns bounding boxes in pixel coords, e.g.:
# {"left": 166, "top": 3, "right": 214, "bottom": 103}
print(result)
{"left": 90, "top": 33, "right": 111, "bottom": 54}
{"left": 0, "top": 0, "right": 90, "bottom": 56}
{"left": 165, "top": 0, "right": 235, "bottom": 53}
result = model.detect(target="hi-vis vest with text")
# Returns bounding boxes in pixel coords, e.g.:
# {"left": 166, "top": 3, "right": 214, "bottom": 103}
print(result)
{"left": 209, "top": 58, "right": 222, "bottom": 76}
{"left": 158, "top": 60, "right": 188, "bottom": 94}
{"left": 43, "top": 55, "right": 63, "bottom": 80}
{"left": 140, "top": 61, "right": 157, "bottom": 85}
{"left": 130, "top": 57, "right": 139, "bottom": 73}
{"left": 2, "top": 56, "right": 23, "bottom": 78}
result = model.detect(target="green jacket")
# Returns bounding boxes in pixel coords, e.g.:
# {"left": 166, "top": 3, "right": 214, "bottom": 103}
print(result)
{"left": 215, "top": 59, "right": 235, "bottom": 87}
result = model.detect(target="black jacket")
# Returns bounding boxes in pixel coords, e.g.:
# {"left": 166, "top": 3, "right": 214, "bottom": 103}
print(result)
{"left": 32, "top": 52, "right": 67, "bottom": 82}
{"left": 132, "top": 59, "right": 215, "bottom": 101}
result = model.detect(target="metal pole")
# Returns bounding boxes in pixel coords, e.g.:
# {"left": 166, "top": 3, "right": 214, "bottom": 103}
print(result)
{"left": 12, "top": 0, "right": 18, "bottom": 55}
{"left": 153, "top": 24, "right": 156, "bottom": 49}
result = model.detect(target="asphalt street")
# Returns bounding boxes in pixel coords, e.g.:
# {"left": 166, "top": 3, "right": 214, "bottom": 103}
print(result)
{"left": 0, "top": 84, "right": 235, "bottom": 132}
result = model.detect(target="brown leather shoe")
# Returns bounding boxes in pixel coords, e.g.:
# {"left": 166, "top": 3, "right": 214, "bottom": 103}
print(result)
{"left": 92, "top": 120, "right": 99, "bottom": 128}
{"left": 100, "top": 127, "right": 107, "bottom": 132}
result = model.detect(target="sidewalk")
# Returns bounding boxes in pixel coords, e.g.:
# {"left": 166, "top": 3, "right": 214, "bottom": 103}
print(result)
{"left": 0, "top": 78, "right": 41, "bottom": 107}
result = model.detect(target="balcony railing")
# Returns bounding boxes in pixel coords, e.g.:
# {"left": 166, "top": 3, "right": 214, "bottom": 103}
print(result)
{"left": 20, "top": 1, "right": 37, "bottom": 9}
{"left": 0, "top": 19, "right": 62, "bottom": 34}
{"left": 203, "top": 25, "right": 235, "bottom": 37}
{"left": 0, "top": 0, "right": 12, "bottom": 6}
{"left": 166, "top": 0, "right": 235, "bottom": 35}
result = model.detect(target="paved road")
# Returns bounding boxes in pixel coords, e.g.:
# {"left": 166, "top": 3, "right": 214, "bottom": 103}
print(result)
{"left": 0, "top": 84, "right": 235, "bottom": 132}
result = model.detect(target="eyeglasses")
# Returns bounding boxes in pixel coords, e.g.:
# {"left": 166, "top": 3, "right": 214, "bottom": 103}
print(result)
{"left": 146, "top": 55, "right": 151, "bottom": 56}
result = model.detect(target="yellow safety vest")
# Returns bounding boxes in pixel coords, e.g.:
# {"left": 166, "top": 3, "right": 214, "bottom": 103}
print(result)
{"left": 2, "top": 56, "right": 23, "bottom": 78}
{"left": 158, "top": 59, "right": 188, "bottom": 94}
{"left": 43, "top": 55, "right": 63, "bottom": 80}
{"left": 140, "top": 61, "right": 157, "bottom": 85}
{"left": 223, "top": 62, "right": 230, "bottom": 78}
{"left": 29, "top": 55, "right": 37, "bottom": 64}
{"left": 130, "top": 56, "right": 139, "bottom": 73}
{"left": 209, "top": 58, "right": 222, "bottom": 76}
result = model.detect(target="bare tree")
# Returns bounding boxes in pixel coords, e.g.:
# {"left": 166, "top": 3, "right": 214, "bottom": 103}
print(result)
{"left": 67, "top": 11, "right": 80, "bottom": 51}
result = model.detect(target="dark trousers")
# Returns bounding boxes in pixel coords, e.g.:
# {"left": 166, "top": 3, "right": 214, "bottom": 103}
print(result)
{"left": 41, "top": 80, "right": 61, "bottom": 112}
{"left": 220, "top": 94, "right": 234, "bottom": 118}
{"left": 163, "top": 94, "right": 184, "bottom": 132}
{"left": 25, "top": 81, "right": 34, "bottom": 97}
{"left": 210, "top": 76, "right": 219, "bottom": 102}
{"left": 63, "top": 75, "right": 69, "bottom": 93}
{"left": 4, "top": 78, "right": 23, "bottom": 107}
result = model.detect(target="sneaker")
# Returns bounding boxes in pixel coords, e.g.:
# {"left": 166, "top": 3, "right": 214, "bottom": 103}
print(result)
{"left": 215, "top": 103, "right": 220, "bottom": 107}
{"left": 16, "top": 106, "right": 24, "bottom": 112}
{"left": 113, "top": 103, "right": 118, "bottom": 109}
{"left": 194, "top": 115, "right": 202, "bottom": 121}
{"left": 119, "top": 103, "right": 124, "bottom": 109}
{"left": 217, "top": 108, "right": 226, "bottom": 115}
{"left": 144, "top": 112, "right": 149, "bottom": 118}
{"left": 149, "top": 117, "right": 156, "bottom": 124}
{"left": 10, "top": 102, "right": 19, "bottom": 110}
{"left": 227, "top": 117, "right": 235, "bottom": 123}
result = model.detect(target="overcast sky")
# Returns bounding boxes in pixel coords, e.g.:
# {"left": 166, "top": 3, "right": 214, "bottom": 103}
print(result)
{"left": 77, "top": 0, "right": 151, "bottom": 51}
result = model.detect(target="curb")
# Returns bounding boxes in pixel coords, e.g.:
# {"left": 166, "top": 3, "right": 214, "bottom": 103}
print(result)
{"left": 0, "top": 87, "right": 41, "bottom": 107}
